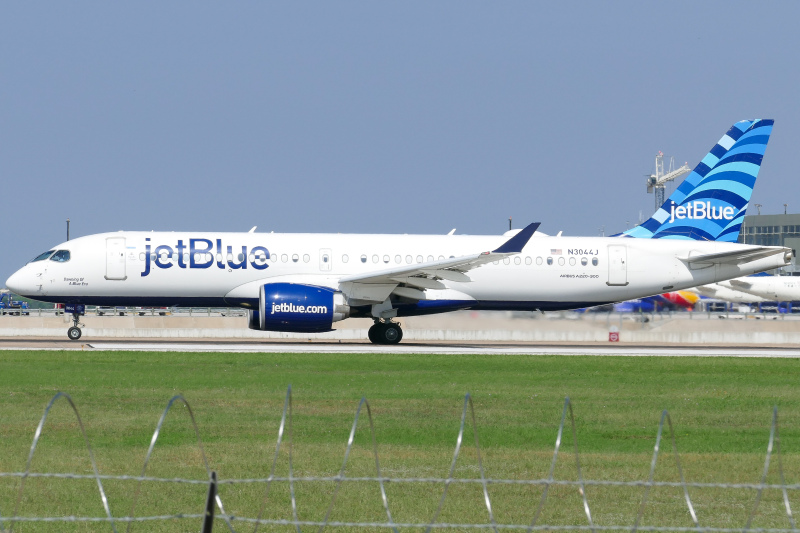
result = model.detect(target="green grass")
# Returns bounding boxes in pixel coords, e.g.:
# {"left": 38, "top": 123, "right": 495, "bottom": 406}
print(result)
{"left": 1, "top": 351, "right": 799, "bottom": 532}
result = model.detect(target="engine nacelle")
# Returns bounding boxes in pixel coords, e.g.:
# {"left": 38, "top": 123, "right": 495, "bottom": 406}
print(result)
{"left": 248, "top": 283, "right": 350, "bottom": 333}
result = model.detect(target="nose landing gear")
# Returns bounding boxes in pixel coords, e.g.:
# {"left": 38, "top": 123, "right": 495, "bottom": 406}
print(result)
{"left": 368, "top": 320, "right": 403, "bottom": 345}
{"left": 65, "top": 304, "right": 86, "bottom": 341}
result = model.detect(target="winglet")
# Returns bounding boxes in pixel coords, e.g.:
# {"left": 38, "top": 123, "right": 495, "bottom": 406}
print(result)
{"left": 492, "top": 222, "right": 540, "bottom": 254}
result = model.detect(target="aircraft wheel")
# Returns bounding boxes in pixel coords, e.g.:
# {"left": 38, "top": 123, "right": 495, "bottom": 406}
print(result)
{"left": 368, "top": 323, "right": 382, "bottom": 344}
{"left": 67, "top": 327, "right": 82, "bottom": 341}
{"left": 380, "top": 323, "right": 403, "bottom": 345}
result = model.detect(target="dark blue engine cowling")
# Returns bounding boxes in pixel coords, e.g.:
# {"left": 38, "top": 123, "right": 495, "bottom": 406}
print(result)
{"left": 249, "top": 283, "right": 350, "bottom": 333}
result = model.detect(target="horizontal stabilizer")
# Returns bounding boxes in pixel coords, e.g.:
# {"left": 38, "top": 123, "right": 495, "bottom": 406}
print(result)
{"left": 679, "top": 246, "right": 790, "bottom": 267}
{"left": 727, "top": 279, "right": 753, "bottom": 289}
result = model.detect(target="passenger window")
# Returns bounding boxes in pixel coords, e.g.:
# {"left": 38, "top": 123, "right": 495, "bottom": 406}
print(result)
{"left": 514, "top": 257, "right": 521, "bottom": 265}
{"left": 427, "top": 255, "right": 434, "bottom": 262}
{"left": 406, "top": 255, "right": 412, "bottom": 264}
{"left": 361, "top": 255, "right": 367, "bottom": 263}
{"left": 592, "top": 257, "right": 599, "bottom": 266}
{"left": 438, "top": 255, "right": 444, "bottom": 260}
{"left": 303, "top": 254, "right": 310, "bottom": 263}
{"left": 342, "top": 254, "right": 349, "bottom": 263}
{"left": 525, "top": 257, "right": 532, "bottom": 265}
{"left": 372, "top": 255, "right": 379, "bottom": 263}
{"left": 383, "top": 255, "right": 390, "bottom": 263}
{"left": 558, "top": 257, "right": 565, "bottom": 266}
{"left": 50, "top": 250, "right": 71, "bottom": 262}
{"left": 281, "top": 254, "right": 288, "bottom": 263}
{"left": 140, "top": 252, "right": 146, "bottom": 261}
{"left": 536, "top": 257, "right": 543, "bottom": 266}
{"left": 581, "top": 257, "right": 588, "bottom": 266}
{"left": 292, "top": 254, "right": 299, "bottom": 263}
{"left": 569, "top": 257, "right": 576, "bottom": 266}
{"left": 547, "top": 257, "right": 553, "bottom": 265}
{"left": 416, "top": 255, "right": 423, "bottom": 263}
{"left": 395, "top": 255, "right": 401, "bottom": 264}
{"left": 503, "top": 258, "right": 510, "bottom": 265}
{"left": 31, "top": 250, "right": 55, "bottom": 262}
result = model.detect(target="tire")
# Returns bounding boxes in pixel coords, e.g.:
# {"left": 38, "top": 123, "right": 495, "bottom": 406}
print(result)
{"left": 67, "top": 327, "right": 82, "bottom": 341}
{"left": 368, "top": 324, "right": 381, "bottom": 344}
{"left": 381, "top": 323, "right": 403, "bottom": 344}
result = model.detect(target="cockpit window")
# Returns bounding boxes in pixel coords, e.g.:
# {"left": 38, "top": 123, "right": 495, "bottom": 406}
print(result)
{"left": 31, "top": 250, "right": 55, "bottom": 262}
{"left": 50, "top": 250, "right": 71, "bottom": 262}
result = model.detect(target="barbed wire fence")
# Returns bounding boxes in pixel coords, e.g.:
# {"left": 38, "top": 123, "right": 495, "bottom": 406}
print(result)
{"left": 0, "top": 386, "right": 797, "bottom": 532}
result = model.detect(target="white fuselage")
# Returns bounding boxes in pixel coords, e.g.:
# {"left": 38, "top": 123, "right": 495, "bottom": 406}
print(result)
{"left": 6, "top": 230, "right": 791, "bottom": 315}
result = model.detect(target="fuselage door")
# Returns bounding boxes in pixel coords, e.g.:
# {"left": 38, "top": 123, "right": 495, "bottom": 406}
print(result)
{"left": 106, "top": 237, "right": 127, "bottom": 280}
{"left": 606, "top": 244, "right": 628, "bottom": 286}
{"left": 319, "top": 248, "right": 332, "bottom": 272}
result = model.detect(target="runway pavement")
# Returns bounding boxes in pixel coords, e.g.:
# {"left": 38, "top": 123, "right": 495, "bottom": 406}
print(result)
{"left": 1, "top": 337, "right": 799, "bottom": 357}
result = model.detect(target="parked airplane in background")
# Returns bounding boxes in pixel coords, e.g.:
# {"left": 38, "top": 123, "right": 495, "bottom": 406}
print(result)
{"left": 718, "top": 273, "right": 800, "bottom": 302}
{"left": 613, "top": 290, "right": 700, "bottom": 313}
{"left": 689, "top": 282, "right": 768, "bottom": 305}
{"left": 5, "top": 119, "right": 791, "bottom": 343}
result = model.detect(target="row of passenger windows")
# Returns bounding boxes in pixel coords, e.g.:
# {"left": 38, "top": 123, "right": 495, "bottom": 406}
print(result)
{"left": 139, "top": 251, "right": 600, "bottom": 267}
{"left": 31, "top": 248, "right": 601, "bottom": 268}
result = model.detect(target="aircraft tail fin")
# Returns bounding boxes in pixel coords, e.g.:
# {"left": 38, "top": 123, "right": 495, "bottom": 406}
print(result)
{"left": 622, "top": 119, "right": 774, "bottom": 242}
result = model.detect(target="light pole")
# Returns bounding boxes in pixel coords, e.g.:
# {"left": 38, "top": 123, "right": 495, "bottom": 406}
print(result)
{"left": 784, "top": 203, "right": 788, "bottom": 215}
{"left": 67, "top": 219, "right": 70, "bottom": 241}
{"left": 755, "top": 204, "right": 762, "bottom": 215}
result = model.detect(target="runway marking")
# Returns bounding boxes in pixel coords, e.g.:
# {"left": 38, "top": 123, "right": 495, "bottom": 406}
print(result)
{"left": 80, "top": 342, "right": 800, "bottom": 357}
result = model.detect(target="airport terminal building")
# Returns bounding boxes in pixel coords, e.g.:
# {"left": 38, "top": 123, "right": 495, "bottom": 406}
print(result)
{"left": 740, "top": 213, "right": 800, "bottom": 272}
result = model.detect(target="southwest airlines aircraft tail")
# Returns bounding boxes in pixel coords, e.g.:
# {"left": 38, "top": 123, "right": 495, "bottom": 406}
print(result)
{"left": 622, "top": 119, "right": 773, "bottom": 242}
{"left": 5, "top": 119, "right": 792, "bottom": 344}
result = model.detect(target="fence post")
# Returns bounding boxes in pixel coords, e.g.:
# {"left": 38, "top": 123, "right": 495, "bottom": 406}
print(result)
{"left": 201, "top": 470, "right": 217, "bottom": 533}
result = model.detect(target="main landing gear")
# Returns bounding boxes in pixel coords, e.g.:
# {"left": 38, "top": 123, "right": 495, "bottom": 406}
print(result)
{"left": 368, "top": 320, "right": 403, "bottom": 345}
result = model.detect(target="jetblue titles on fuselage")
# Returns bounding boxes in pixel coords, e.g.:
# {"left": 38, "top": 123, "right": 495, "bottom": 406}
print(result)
{"left": 141, "top": 238, "right": 270, "bottom": 277}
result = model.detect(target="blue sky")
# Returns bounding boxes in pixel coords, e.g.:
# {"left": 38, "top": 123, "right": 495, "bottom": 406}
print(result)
{"left": 2, "top": 2, "right": 799, "bottom": 282}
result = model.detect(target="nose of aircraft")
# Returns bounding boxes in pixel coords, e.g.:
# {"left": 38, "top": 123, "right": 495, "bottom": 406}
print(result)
{"left": 6, "top": 268, "right": 31, "bottom": 297}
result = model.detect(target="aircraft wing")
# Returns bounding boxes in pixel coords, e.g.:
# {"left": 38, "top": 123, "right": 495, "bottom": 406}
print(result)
{"left": 679, "top": 246, "right": 790, "bottom": 267}
{"left": 338, "top": 222, "right": 540, "bottom": 303}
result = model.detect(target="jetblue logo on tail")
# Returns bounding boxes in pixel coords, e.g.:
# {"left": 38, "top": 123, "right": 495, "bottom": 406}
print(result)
{"left": 668, "top": 201, "right": 735, "bottom": 224}
{"left": 622, "top": 119, "right": 773, "bottom": 242}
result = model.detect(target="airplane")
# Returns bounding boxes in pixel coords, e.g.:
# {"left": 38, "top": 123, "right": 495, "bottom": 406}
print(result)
{"left": 611, "top": 290, "right": 699, "bottom": 313}
{"left": 718, "top": 273, "right": 800, "bottom": 302}
{"left": 689, "top": 282, "right": 769, "bottom": 305}
{"left": 5, "top": 119, "right": 792, "bottom": 343}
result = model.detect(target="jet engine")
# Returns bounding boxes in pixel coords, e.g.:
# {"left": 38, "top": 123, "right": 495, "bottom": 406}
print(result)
{"left": 247, "top": 282, "right": 350, "bottom": 333}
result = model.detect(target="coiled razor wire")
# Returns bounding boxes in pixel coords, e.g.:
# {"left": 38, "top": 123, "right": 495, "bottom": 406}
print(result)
{"left": 0, "top": 386, "right": 797, "bottom": 532}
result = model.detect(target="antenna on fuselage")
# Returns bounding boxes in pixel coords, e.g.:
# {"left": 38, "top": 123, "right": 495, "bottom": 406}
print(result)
{"left": 248, "top": 226, "right": 257, "bottom": 233}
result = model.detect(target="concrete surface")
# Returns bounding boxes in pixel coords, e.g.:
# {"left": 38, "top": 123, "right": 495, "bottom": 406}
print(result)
{"left": 1, "top": 311, "right": 798, "bottom": 346}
